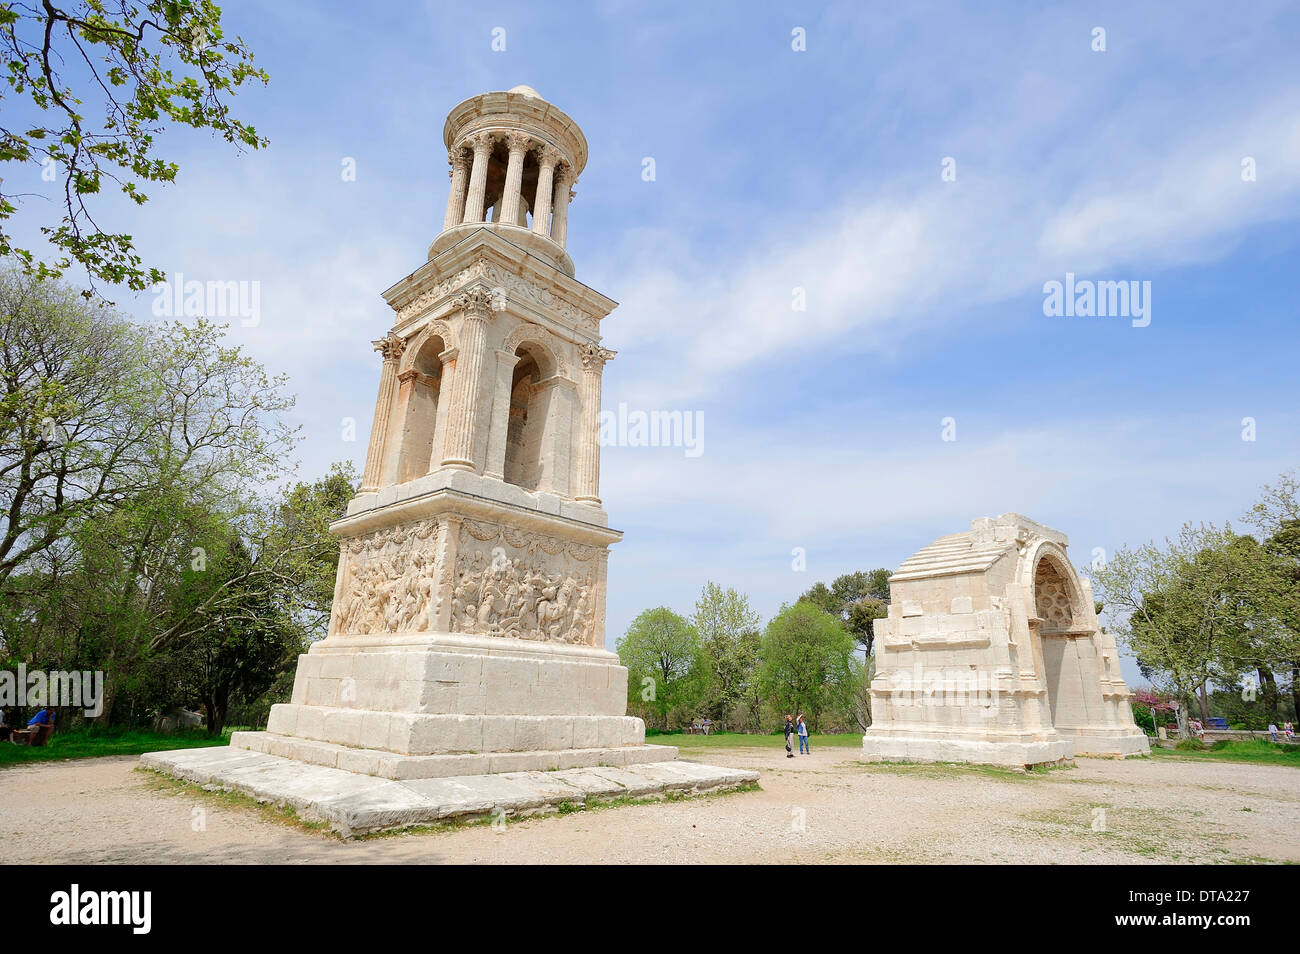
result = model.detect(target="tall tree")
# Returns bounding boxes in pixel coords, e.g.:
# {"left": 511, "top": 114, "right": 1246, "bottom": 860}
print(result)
{"left": 1245, "top": 471, "right": 1300, "bottom": 718}
{"left": 758, "top": 601, "right": 855, "bottom": 733}
{"left": 1093, "top": 523, "right": 1262, "bottom": 732}
{"left": 0, "top": 1, "right": 268, "bottom": 293}
{"left": 616, "top": 606, "right": 707, "bottom": 730}
{"left": 798, "top": 568, "right": 890, "bottom": 654}
{"left": 0, "top": 269, "right": 152, "bottom": 589}
{"left": 0, "top": 272, "right": 299, "bottom": 720}
{"left": 691, "top": 581, "right": 760, "bottom": 726}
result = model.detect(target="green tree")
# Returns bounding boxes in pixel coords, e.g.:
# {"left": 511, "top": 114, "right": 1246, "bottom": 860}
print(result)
{"left": 1246, "top": 471, "right": 1300, "bottom": 719}
{"left": 758, "top": 601, "right": 855, "bottom": 733}
{"left": 0, "top": 269, "right": 153, "bottom": 589}
{"left": 691, "top": 581, "right": 761, "bottom": 727}
{"left": 849, "top": 653, "right": 875, "bottom": 731}
{"left": 1093, "top": 523, "right": 1264, "bottom": 733}
{"left": 1, "top": 1, "right": 268, "bottom": 293}
{"left": 616, "top": 607, "right": 707, "bottom": 730}
{"left": 798, "top": 568, "right": 890, "bottom": 654}
{"left": 0, "top": 272, "right": 299, "bottom": 721}
{"left": 167, "top": 534, "right": 295, "bottom": 735}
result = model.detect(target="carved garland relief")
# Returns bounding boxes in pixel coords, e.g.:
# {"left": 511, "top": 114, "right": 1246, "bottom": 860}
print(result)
{"left": 391, "top": 257, "right": 600, "bottom": 334}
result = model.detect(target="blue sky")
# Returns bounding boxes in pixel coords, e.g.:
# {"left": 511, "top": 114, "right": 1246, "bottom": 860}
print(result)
{"left": 11, "top": 1, "right": 1300, "bottom": 684}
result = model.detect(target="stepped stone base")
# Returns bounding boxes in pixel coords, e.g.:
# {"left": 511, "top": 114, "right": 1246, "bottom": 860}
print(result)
{"left": 861, "top": 733, "right": 1076, "bottom": 769}
{"left": 141, "top": 746, "right": 758, "bottom": 836}
{"left": 230, "top": 730, "right": 677, "bottom": 780}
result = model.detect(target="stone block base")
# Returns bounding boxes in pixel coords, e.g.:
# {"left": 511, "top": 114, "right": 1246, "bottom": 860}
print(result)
{"left": 230, "top": 730, "right": 676, "bottom": 780}
{"left": 860, "top": 732, "right": 1075, "bottom": 769}
{"left": 1063, "top": 729, "right": 1152, "bottom": 758}
{"left": 141, "top": 746, "right": 758, "bottom": 836}
{"left": 264, "top": 705, "right": 644, "bottom": 755}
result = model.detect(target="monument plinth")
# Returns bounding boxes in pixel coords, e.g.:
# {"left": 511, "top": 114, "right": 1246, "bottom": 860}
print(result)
{"left": 861, "top": 513, "right": 1150, "bottom": 768}
{"left": 144, "top": 87, "right": 756, "bottom": 830}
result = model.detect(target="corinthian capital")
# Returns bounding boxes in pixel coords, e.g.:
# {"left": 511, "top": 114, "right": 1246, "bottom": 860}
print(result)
{"left": 465, "top": 131, "right": 497, "bottom": 154}
{"left": 579, "top": 343, "right": 616, "bottom": 371}
{"left": 537, "top": 144, "right": 563, "bottom": 169}
{"left": 506, "top": 131, "right": 533, "bottom": 154}
{"left": 448, "top": 148, "right": 470, "bottom": 174}
{"left": 373, "top": 333, "right": 406, "bottom": 361}
{"left": 454, "top": 286, "right": 497, "bottom": 320}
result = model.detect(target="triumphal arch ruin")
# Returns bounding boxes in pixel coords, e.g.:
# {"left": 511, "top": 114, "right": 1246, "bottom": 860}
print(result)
{"left": 147, "top": 88, "right": 753, "bottom": 826}
{"left": 861, "top": 513, "right": 1150, "bottom": 767}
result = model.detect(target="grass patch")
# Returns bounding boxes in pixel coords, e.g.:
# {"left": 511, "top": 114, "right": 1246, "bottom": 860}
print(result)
{"left": 646, "top": 730, "right": 862, "bottom": 750}
{"left": 0, "top": 725, "right": 241, "bottom": 768}
{"left": 139, "top": 766, "right": 333, "bottom": 835}
{"left": 1018, "top": 801, "right": 1236, "bottom": 862}
{"left": 1150, "top": 738, "right": 1300, "bottom": 767}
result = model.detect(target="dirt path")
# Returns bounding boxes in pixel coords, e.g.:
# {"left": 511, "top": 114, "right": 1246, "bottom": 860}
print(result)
{"left": 1, "top": 747, "right": 1295, "bottom": 864}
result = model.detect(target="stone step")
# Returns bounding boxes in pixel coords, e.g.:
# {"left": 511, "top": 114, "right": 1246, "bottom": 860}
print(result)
{"left": 141, "top": 746, "right": 758, "bottom": 836}
{"left": 229, "top": 730, "right": 679, "bottom": 780}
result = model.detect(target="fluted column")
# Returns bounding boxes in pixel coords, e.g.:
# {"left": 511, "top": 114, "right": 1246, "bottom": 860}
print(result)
{"left": 574, "top": 343, "right": 615, "bottom": 503}
{"left": 551, "top": 170, "right": 574, "bottom": 246}
{"left": 532, "top": 146, "right": 560, "bottom": 236}
{"left": 498, "top": 132, "right": 531, "bottom": 228}
{"left": 361, "top": 333, "right": 406, "bottom": 491}
{"left": 440, "top": 287, "right": 495, "bottom": 470}
{"left": 443, "top": 148, "right": 470, "bottom": 230}
{"left": 461, "top": 133, "right": 496, "bottom": 224}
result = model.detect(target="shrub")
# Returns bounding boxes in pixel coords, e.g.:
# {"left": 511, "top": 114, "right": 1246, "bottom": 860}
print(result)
{"left": 1131, "top": 702, "right": 1155, "bottom": 735}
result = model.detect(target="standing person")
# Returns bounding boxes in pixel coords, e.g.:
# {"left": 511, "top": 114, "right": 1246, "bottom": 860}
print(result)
{"left": 797, "top": 714, "right": 810, "bottom": 754}
{"left": 1269, "top": 722, "right": 1280, "bottom": 742}
{"left": 783, "top": 714, "right": 795, "bottom": 758}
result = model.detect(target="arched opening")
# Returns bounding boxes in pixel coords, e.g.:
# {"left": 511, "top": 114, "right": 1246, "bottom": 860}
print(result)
{"left": 393, "top": 335, "right": 445, "bottom": 483}
{"left": 1032, "top": 555, "right": 1097, "bottom": 732}
{"left": 504, "top": 342, "right": 552, "bottom": 490}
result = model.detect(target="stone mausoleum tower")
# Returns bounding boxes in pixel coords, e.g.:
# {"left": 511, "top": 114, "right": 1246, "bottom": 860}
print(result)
{"left": 231, "top": 86, "right": 662, "bottom": 779}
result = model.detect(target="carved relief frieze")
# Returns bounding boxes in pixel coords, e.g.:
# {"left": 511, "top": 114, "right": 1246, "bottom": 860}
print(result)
{"left": 334, "top": 519, "right": 439, "bottom": 634}
{"left": 448, "top": 518, "right": 600, "bottom": 645}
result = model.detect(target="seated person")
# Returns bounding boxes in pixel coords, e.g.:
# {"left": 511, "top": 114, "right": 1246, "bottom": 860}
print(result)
{"left": 25, "top": 706, "right": 56, "bottom": 744}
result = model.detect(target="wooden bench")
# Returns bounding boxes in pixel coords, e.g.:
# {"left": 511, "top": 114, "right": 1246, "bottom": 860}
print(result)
{"left": 10, "top": 723, "right": 53, "bottom": 747}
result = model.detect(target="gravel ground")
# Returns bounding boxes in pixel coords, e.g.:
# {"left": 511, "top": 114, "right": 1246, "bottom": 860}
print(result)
{"left": 1, "top": 746, "right": 1295, "bottom": 864}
